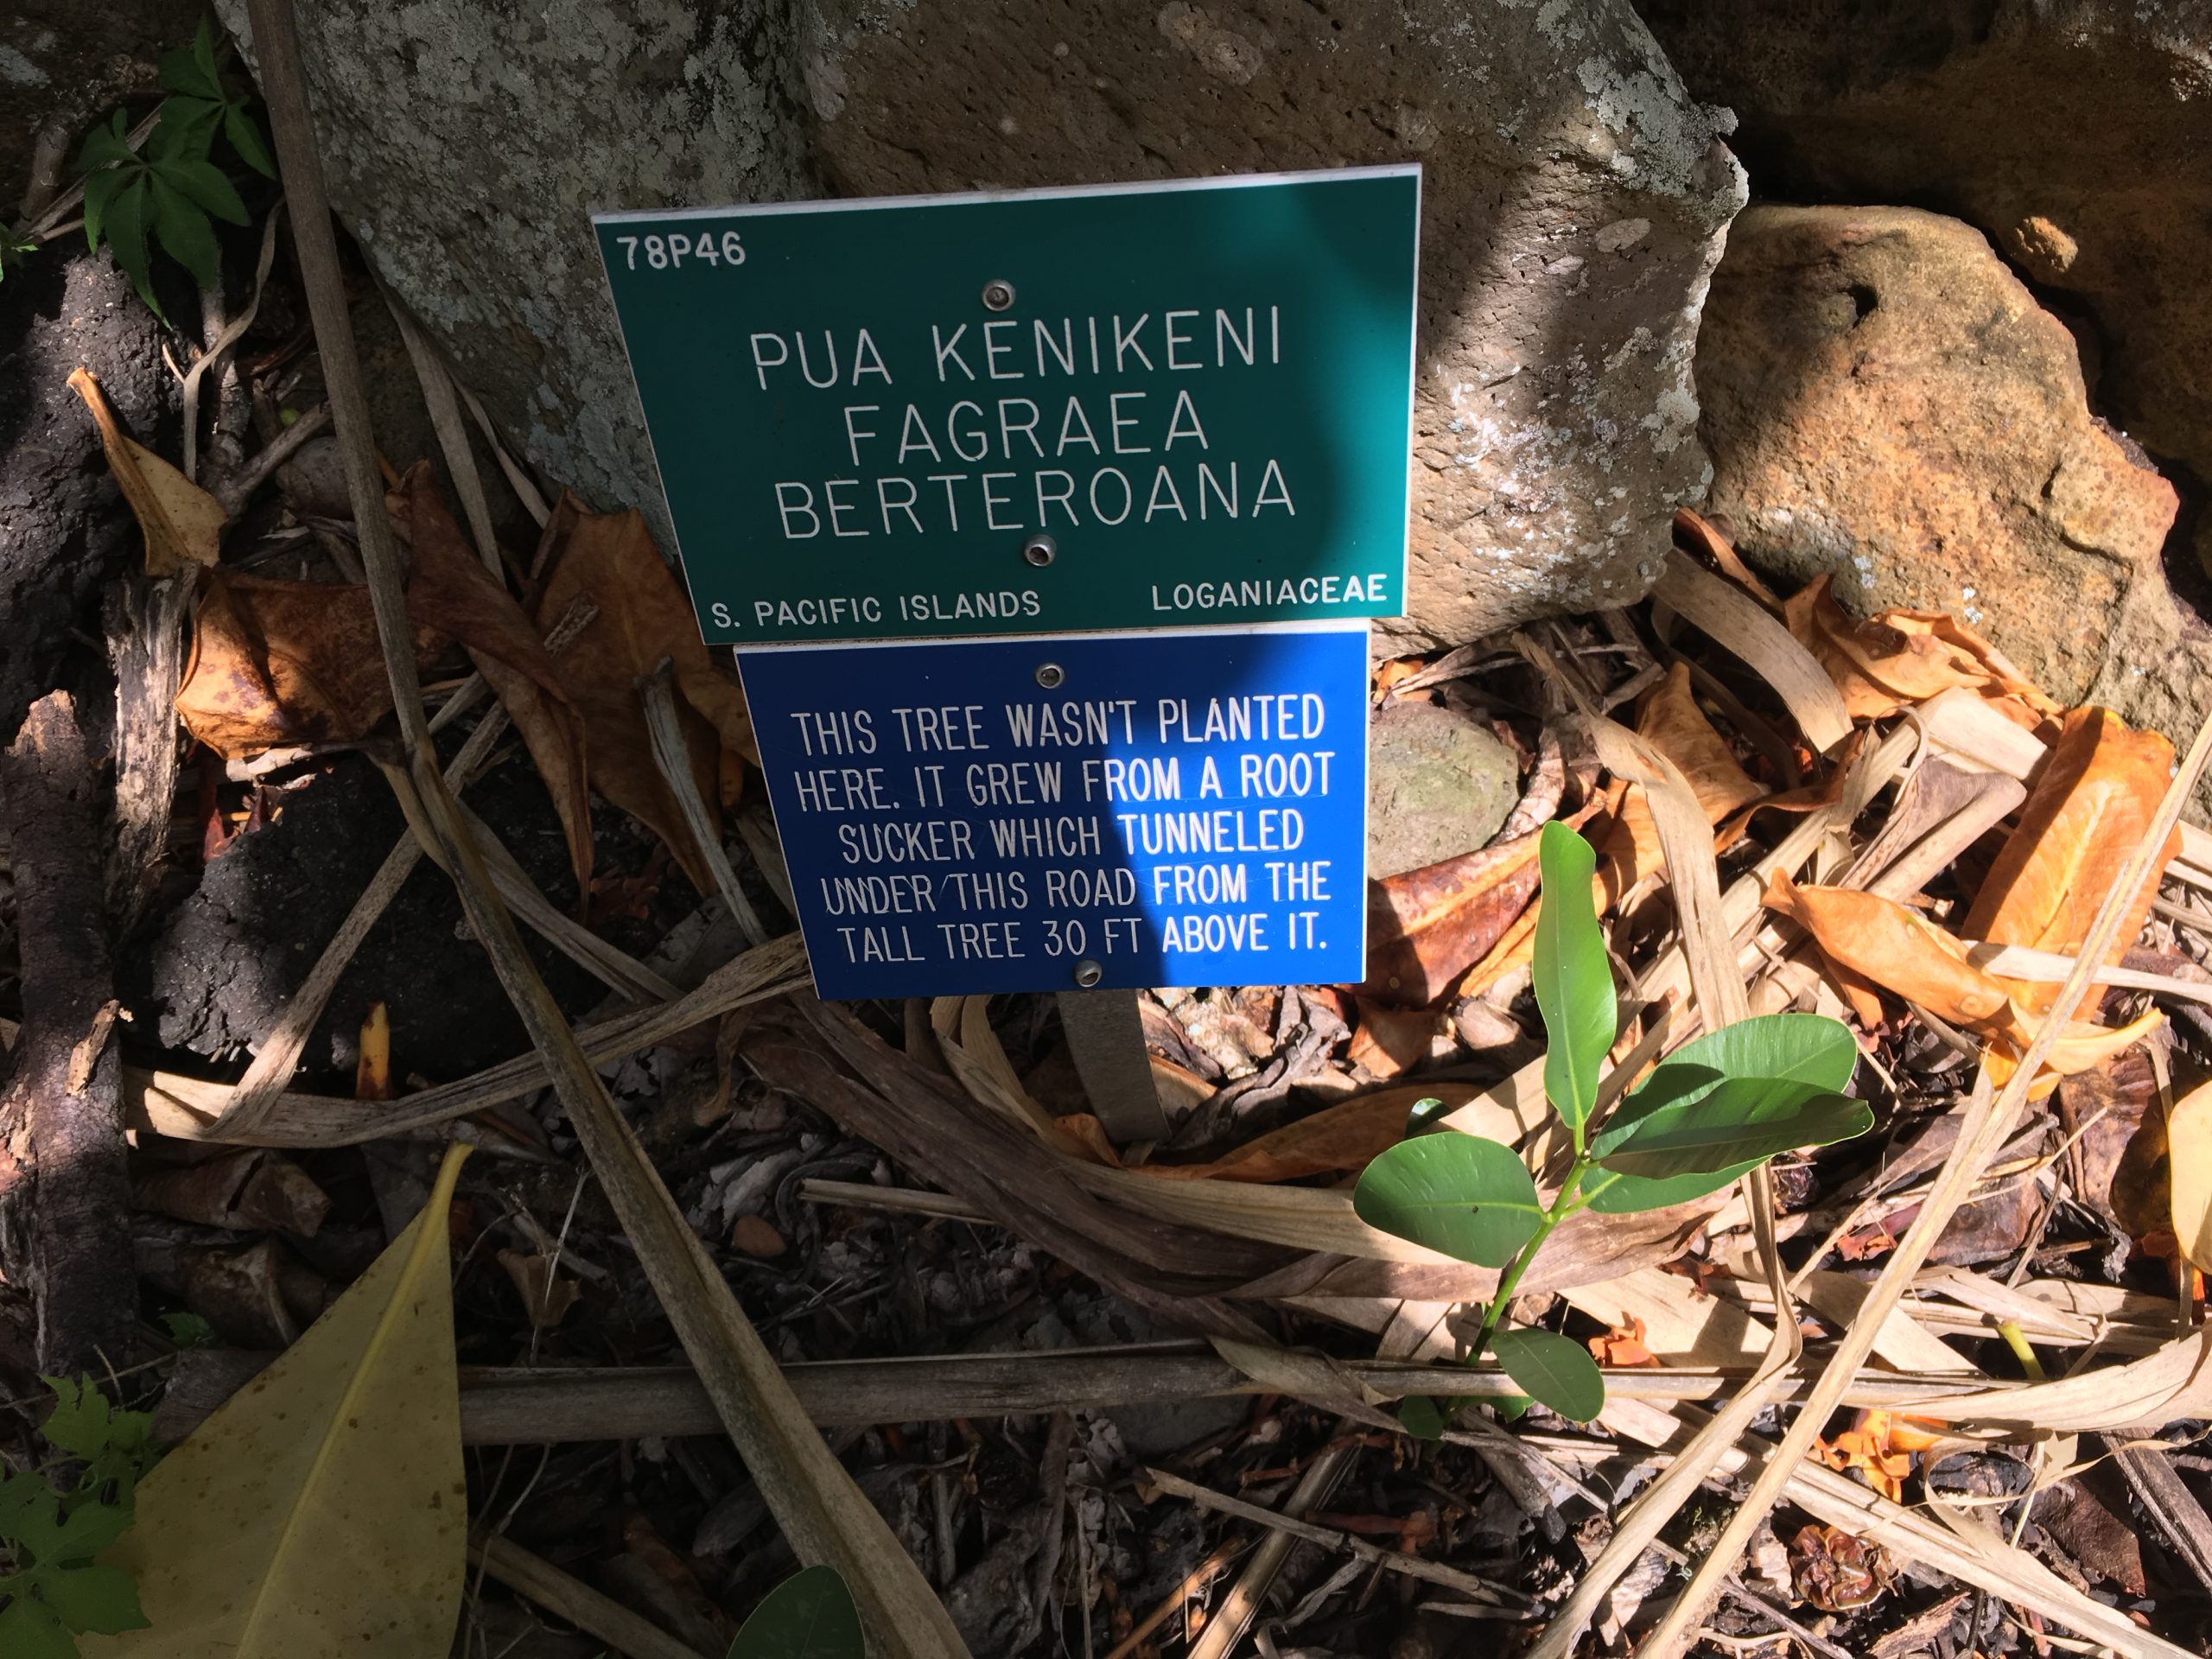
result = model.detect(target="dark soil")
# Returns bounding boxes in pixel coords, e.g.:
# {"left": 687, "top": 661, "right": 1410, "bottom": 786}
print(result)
{"left": 137, "top": 743, "right": 652, "bottom": 1084}
{"left": 0, "top": 249, "right": 176, "bottom": 747}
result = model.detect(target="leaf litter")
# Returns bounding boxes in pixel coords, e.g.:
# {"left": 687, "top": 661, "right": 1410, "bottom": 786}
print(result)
{"left": 28, "top": 241, "right": 2212, "bottom": 1659}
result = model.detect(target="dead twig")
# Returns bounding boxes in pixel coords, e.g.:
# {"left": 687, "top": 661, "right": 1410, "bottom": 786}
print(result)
{"left": 0, "top": 693, "right": 138, "bottom": 1371}
{"left": 469, "top": 1532, "right": 706, "bottom": 1659}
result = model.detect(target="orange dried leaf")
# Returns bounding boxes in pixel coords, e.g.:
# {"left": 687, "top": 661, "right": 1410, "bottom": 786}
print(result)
{"left": 1764, "top": 871, "right": 2030, "bottom": 1043}
{"left": 1346, "top": 1001, "right": 1440, "bottom": 1080}
{"left": 175, "top": 569, "right": 432, "bottom": 755}
{"left": 1601, "top": 663, "right": 1764, "bottom": 890}
{"left": 1813, "top": 1412, "right": 1914, "bottom": 1503}
{"left": 1784, "top": 574, "right": 2058, "bottom": 721}
{"left": 1962, "top": 707, "right": 2178, "bottom": 988}
{"left": 1587, "top": 1317, "right": 1659, "bottom": 1368}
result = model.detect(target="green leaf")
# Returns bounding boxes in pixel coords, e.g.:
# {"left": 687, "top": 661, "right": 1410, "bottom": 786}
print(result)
{"left": 223, "top": 105, "right": 276, "bottom": 177}
{"left": 81, "top": 168, "right": 128, "bottom": 253}
{"left": 75, "top": 111, "right": 137, "bottom": 175}
{"left": 1403, "top": 1096, "right": 1451, "bottom": 1137}
{"left": 41, "top": 1563, "right": 149, "bottom": 1636}
{"left": 1639, "top": 1013, "right": 1859, "bottom": 1101}
{"left": 1579, "top": 1014, "right": 1863, "bottom": 1214}
{"left": 0, "top": 1471, "right": 60, "bottom": 1538}
{"left": 0, "top": 1593, "right": 79, "bottom": 1659}
{"left": 148, "top": 176, "right": 219, "bottom": 289}
{"left": 103, "top": 175, "right": 155, "bottom": 306}
{"left": 729, "top": 1566, "right": 864, "bottom": 1659}
{"left": 1596, "top": 1077, "right": 1872, "bottom": 1182}
{"left": 47, "top": 1494, "right": 133, "bottom": 1562}
{"left": 1491, "top": 1328, "right": 1605, "bottom": 1421}
{"left": 149, "top": 98, "right": 223, "bottom": 163}
{"left": 1534, "top": 822, "right": 1614, "bottom": 1137}
{"left": 162, "top": 1311, "right": 214, "bottom": 1348}
{"left": 1395, "top": 1395, "right": 1450, "bottom": 1440}
{"left": 154, "top": 155, "right": 246, "bottom": 224}
{"left": 159, "top": 22, "right": 224, "bottom": 100}
{"left": 1353, "top": 1135, "right": 1544, "bottom": 1268}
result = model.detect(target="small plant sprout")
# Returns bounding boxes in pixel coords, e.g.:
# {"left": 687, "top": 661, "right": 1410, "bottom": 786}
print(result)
{"left": 74, "top": 17, "right": 273, "bottom": 319}
{"left": 1355, "top": 821, "right": 1872, "bottom": 1429}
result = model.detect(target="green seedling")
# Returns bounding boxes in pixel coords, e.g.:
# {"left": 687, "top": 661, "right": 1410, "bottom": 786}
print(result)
{"left": 1355, "top": 821, "right": 1872, "bottom": 1429}
{"left": 0, "top": 1378, "right": 158, "bottom": 1658}
{"left": 75, "top": 17, "right": 272, "bottom": 319}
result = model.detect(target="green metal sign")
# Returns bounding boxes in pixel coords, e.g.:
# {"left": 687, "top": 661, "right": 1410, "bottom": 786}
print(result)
{"left": 594, "top": 167, "right": 1419, "bottom": 644}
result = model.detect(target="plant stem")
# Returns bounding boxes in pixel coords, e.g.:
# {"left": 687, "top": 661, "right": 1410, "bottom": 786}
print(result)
{"left": 1471, "top": 1154, "right": 1591, "bottom": 1360}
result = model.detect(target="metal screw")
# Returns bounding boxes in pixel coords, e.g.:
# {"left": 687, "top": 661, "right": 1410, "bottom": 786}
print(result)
{"left": 1072, "top": 959, "right": 1103, "bottom": 988}
{"left": 1021, "top": 533, "right": 1057, "bottom": 568}
{"left": 1034, "top": 662, "right": 1065, "bottom": 690}
{"left": 982, "top": 278, "right": 1016, "bottom": 311}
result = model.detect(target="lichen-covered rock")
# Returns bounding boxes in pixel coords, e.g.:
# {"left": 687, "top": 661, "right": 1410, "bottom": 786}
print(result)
{"left": 219, "top": 0, "right": 1745, "bottom": 644}
{"left": 1694, "top": 205, "right": 2177, "bottom": 706}
{"left": 1367, "top": 702, "right": 1519, "bottom": 880}
{"left": 1639, "top": 0, "right": 2212, "bottom": 506}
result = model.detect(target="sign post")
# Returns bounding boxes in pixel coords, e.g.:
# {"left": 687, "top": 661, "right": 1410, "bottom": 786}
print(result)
{"left": 596, "top": 168, "right": 1420, "bottom": 1141}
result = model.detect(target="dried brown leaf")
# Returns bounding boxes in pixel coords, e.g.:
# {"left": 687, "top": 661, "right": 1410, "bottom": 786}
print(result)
{"left": 175, "top": 570, "right": 427, "bottom": 754}
{"left": 68, "top": 365, "right": 225, "bottom": 575}
{"left": 497, "top": 1249, "right": 582, "bottom": 1329}
{"left": 397, "top": 463, "right": 594, "bottom": 894}
{"left": 533, "top": 494, "right": 755, "bottom": 892}
{"left": 1356, "top": 832, "right": 1541, "bottom": 1005}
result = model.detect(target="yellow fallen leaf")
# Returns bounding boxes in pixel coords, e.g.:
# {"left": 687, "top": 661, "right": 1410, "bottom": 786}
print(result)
{"left": 67, "top": 366, "right": 225, "bottom": 575}
{"left": 2168, "top": 1078, "right": 2212, "bottom": 1272}
{"left": 83, "top": 1143, "right": 472, "bottom": 1657}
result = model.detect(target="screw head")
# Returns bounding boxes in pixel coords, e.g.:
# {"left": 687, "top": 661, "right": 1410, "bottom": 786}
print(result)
{"left": 1021, "top": 533, "right": 1057, "bottom": 568}
{"left": 982, "top": 278, "right": 1016, "bottom": 312}
{"left": 1034, "top": 662, "right": 1065, "bottom": 690}
{"left": 1072, "top": 959, "right": 1103, "bottom": 988}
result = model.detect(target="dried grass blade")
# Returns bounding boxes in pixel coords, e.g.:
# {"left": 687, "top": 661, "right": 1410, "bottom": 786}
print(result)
{"left": 1651, "top": 548, "right": 1853, "bottom": 753}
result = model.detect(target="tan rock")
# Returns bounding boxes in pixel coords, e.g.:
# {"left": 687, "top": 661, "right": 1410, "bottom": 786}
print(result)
{"left": 1694, "top": 204, "right": 2177, "bottom": 704}
{"left": 1642, "top": 0, "right": 2212, "bottom": 488}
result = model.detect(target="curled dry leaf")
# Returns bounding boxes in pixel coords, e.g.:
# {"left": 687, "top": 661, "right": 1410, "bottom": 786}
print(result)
{"left": 1961, "top": 707, "right": 2178, "bottom": 1000}
{"left": 1813, "top": 1411, "right": 1915, "bottom": 1503}
{"left": 1355, "top": 831, "right": 1541, "bottom": 1006}
{"left": 67, "top": 365, "right": 226, "bottom": 575}
{"left": 497, "top": 1249, "right": 582, "bottom": 1329}
{"left": 393, "top": 464, "right": 594, "bottom": 893}
{"left": 532, "top": 493, "right": 757, "bottom": 893}
{"left": 355, "top": 1001, "right": 391, "bottom": 1102}
{"left": 1762, "top": 872, "right": 2160, "bottom": 1096}
{"left": 2167, "top": 1078, "right": 2212, "bottom": 1272}
{"left": 1785, "top": 574, "right": 2058, "bottom": 725}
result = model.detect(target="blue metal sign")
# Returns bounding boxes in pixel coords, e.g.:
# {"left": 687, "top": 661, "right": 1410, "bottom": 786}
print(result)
{"left": 740, "top": 625, "right": 1369, "bottom": 998}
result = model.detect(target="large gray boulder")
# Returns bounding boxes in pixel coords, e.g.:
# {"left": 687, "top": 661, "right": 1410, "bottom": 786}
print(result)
{"left": 218, "top": 0, "right": 1745, "bottom": 645}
